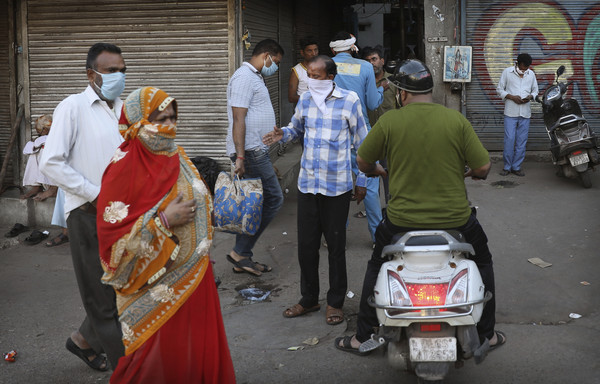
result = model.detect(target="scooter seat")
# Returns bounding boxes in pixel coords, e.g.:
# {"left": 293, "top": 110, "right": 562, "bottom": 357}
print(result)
{"left": 391, "top": 230, "right": 466, "bottom": 246}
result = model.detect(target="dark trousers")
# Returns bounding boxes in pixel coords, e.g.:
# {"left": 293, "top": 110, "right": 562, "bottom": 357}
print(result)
{"left": 356, "top": 211, "right": 496, "bottom": 344}
{"left": 67, "top": 208, "right": 124, "bottom": 369}
{"left": 297, "top": 190, "right": 351, "bottom": 309}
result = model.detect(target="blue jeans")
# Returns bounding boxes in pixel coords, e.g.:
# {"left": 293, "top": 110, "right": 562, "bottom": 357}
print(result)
{"left": 503, "top": 116, "right": 530, "bottom": 171}
{"left": 232, "top": 148, "right": 284, "bottom": 257}
{"left": 351, "top": 149, "right": 382, "bottom": 242}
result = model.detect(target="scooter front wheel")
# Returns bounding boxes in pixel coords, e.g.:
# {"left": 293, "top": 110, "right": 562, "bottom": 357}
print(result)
{"left": 579, "top": 169, "right": 592, "bottom": 188}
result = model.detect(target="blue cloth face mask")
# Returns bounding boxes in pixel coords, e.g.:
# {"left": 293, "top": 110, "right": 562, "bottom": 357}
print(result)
{"left": 93, "top": 70, "right": 126, "bottom": 101}
{"left": 261, "top": 55, "right": 278, "bottom": 77}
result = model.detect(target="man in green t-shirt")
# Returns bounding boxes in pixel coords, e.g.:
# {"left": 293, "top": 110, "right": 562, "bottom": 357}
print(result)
{"left": 335, "top": 59, "right": 505, "bottom": 355}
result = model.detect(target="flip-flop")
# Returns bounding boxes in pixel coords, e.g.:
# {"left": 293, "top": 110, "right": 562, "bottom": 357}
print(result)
{"left": 282, "top": 303, "right": 321, "bottom": 318}
{"left": 334, "top": 336, "right": 371, "bottom": 356}
{"left": 23, "top": 230, "right": 49, "bottom": 245}
{"left": 4, "top": 223, "right": 29, "bottom": 238}
{"left": 226, "top": 254, "right": 262, "bottom": 276}
{"left": 353, "top": 211, "right": 367, "bottom": 218}
{"left": 230, "top": 258, "right": 273, "bottom": 274}
{"left": 45, "top": 233, "right": 69, "bottom": 247}
{"left": 65, "top": 338, "right": 108, "bottom": 371}
{"left": 489, "top": 330, "right": 506, "bottom": 352}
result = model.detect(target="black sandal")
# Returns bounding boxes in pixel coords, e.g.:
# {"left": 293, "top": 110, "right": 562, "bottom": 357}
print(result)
{"left": 4, "top": 223, "right": 29, "bottom": 238}
{"left": 23, "top": 230, "right": 49, "bottom": 245}
{"left": 226, "top": 254, "right": 262, "bottom": 276}
{"left": 45, "top": 233, "right": 69, "bottom": 247}
{"left": 334, "top": 336, "right": 371, "bottom": 356}
{"left": 65, "top": 338, "right": 108, "bottom": 371}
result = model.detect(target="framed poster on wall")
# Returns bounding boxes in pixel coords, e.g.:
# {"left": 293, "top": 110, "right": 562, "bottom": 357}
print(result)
{"left": 443, "top": 46, "right": 472, "bottom": 82}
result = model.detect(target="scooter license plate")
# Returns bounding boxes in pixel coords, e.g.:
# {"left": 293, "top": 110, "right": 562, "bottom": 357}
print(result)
{"left": 569, "top": 152, "right": 589, "bottom": 166}
{"left": 409, "top": 337, "right": 457, "bottom": 362}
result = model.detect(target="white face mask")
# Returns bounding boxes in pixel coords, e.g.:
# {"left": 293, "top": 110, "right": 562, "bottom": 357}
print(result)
{"left": 515, "top": 64, "right": 525, "bottom": 75}
{"left": 307, "top": 78, "right": 334, "bottom": 115}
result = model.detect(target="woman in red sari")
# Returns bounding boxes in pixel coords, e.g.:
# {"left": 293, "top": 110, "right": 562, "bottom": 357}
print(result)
{"left": 97, "top": 87, "right": 236, "bottom": 383}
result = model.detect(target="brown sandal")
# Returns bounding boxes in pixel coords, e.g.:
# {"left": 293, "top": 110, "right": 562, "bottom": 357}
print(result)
{"left": 326, "top": 305, "right": 344, "bottom": 325}
{"left": 282, "top": 303, "right": 321, "bottom": 318}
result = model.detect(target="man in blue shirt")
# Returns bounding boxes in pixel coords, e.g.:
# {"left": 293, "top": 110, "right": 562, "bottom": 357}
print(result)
{"left": 330, "top": 31, "right": 385, "bottom": 246}
{"left": 225, "top": 39, "right": 285, "bottom": 276}
{"left": 263, "top": 55, "right": 368, "bottom": 326}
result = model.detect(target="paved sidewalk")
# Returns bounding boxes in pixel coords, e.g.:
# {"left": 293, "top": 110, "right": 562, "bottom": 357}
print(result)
{"left": 1, "top": 159, "right": 599, "bottom": 383}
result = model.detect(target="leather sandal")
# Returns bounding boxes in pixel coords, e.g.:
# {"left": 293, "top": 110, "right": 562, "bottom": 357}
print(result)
{"left": 282, "top": 303, "right": 321, "bottom": 318}
{"left": 326, "top": 305, "right": 344, "bottom": 325}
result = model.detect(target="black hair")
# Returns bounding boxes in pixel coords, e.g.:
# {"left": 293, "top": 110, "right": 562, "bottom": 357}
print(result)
{"left": 252, "top": 39, "right": 285, "bottom": 57}
{"left": 299, "top": 36, "right": 319, "bottom": 50}
{"left": 517, "top": 53, "right": 533, "bottom": 67}
{"left": 362, "top": 46, "right": 384, "bottom": 60}
{"left": 331, "top": 31, "right": 352, "bottom": 42}
{"left": 86, "top": 43, "right": 122, "bottom": 70}
{"left": 308, "top": 55, "right": 337, "bottom": 77}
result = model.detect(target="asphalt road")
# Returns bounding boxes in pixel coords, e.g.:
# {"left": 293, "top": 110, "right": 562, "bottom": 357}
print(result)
{"left": 1, "top": 159, "right": 599, "bottom": 384}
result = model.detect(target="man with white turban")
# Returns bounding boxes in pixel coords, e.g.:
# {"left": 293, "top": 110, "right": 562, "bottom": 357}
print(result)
{"left": 330, "top": 31, "right": 385, "bottom": 247}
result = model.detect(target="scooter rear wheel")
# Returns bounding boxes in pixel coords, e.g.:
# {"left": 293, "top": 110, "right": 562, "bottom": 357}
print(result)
{"left": 579, "top": 169, "right": 592, "bottom": 188}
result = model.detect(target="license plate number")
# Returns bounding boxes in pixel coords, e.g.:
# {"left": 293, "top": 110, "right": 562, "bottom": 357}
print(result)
{"left": 569, "top": 152, "right": 589, "bottom": 166}
{"left": 409, "top": 337, "right": 456, "bottom": 362}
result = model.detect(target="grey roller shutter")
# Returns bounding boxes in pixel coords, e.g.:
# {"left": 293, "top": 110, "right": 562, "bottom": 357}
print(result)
{"left": 0, "top": 0, "right": 14, "bottom": 184}
{"left": 26, "top": 0, "right": 229, "bottom": 160}
{"left": 242, "top": 0, "right": 280, "bottom": 126}
{"left": 465, "top": 0, "right": 600, "bottom": 150}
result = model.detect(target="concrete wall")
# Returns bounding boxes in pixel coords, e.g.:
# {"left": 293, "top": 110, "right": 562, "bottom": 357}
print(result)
{"left": 353, "top": 3, "right": 390, "bottom": 48}
{"left": 424, "top": 0, "right": 461, "bottom": 111}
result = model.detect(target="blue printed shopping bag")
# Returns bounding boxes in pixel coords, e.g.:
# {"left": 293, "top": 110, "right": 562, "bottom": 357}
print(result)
{"left": 213, "top": 171, "right": 263, "bottom": 235}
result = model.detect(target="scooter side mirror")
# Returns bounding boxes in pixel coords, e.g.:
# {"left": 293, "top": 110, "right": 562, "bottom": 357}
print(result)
{"left": 556, "top": 65, "right": 565, "bottom": 79}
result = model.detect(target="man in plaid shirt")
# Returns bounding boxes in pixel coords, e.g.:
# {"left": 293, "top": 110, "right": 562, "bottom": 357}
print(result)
{"left": 263, "top": 55, "right": 369, "bottom": 326}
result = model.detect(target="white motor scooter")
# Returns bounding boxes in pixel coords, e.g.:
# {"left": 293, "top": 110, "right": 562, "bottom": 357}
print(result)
{"left": 360, "top": 230, "right": 492, "bottom": 383}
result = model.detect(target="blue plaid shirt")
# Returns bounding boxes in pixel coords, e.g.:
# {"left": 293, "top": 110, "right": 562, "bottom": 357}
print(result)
{"left": 281, "top": 85, "right": 368, "bottom": 196}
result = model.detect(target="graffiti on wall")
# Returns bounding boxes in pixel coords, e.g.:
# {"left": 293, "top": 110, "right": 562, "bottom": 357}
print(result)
{"left": 473, "top": 1, "right": 600, "bottom": 117}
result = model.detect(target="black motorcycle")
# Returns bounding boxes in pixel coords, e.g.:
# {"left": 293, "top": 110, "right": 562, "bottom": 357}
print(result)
{"left": 535, "top": 65, "right": 599, "bottom": 188}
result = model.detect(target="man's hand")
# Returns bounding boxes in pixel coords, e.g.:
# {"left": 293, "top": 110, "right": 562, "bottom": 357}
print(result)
{"left": 365, "top": 163, "right": 388, "bottom": 178}
{"left": 508, "top": 94, "right": 525, "bottom": 104}
{"left": 234, "top": 157, "right": 245, "bottom": 177}
{"left": 354, "top": 186, "right": 366, "bottom": 204}
{"left": 263, "top": 125, "right": 283, "bottom": 146}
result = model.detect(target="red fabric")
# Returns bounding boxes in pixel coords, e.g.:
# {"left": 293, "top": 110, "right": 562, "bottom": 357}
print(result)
{"left": 110, "top": 265, "right": 236, "bottom": 384}
{"left": 97, "top": 138, "right": 180, "bottom": 271}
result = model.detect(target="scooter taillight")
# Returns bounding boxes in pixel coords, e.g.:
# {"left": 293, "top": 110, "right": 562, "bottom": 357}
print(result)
{"left": 420, "top": 323, "right": 442, "bottom": 332}
{"left": 405, "top": 283, "right": 449, "bottom": 306}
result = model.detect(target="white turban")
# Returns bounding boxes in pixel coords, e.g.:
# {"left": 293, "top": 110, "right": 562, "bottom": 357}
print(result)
{"left": 329, "top": 36, "right": 359, "bottom": 53}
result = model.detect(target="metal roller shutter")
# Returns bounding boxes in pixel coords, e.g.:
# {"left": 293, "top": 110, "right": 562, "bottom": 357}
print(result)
{"left": 0, "top": 0, "right": 14, "bottom": 184}
{"left": 465, "top": 0, "right": 600, "bottom": 150}
{"left": 26, "top": 0, "right": 230, "bottom": 160}
{"left": 242, "top": 0, "right": 280, "bottom": 126}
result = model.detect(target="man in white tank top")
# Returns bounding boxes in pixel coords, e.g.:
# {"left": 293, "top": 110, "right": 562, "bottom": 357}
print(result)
{"left": 288, "top": 37, "right": 319, "bottom": 105}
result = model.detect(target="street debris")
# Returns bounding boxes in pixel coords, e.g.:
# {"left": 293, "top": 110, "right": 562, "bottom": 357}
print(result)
{"left": 569, "top": 313, "right": 582, "bottom": 319}
{"left": 287, "top": 346, "right": 304, "bottom": 351}
{"left": 528, "top": 257, "right": 552, "bottom": 268}
{"left": 580, "top": 281, "right": 590, "bottom": 286}
{"left": 346, "top": 290, "right": 355, "bottom": 299}
{"left": 3, "top": 350, "right": 17, "bottom": 362}
{"left": 238, "top": 287, "right": 271, "bottom": 301}
{"left": 302, "top": 337, "right": 319, "bottom": 346}
{"left": 282, "top": 232, "right": 288, "bottom": 235}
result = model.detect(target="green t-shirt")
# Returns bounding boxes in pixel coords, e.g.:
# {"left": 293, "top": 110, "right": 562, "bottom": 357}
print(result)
{"left": 357, "top": 102, "right": 489, "bottom": 228}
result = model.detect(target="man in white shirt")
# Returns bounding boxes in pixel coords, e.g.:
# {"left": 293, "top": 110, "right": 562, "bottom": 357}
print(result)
{"left": 40, "top": 43, "right": 126, "bottom": 371}
{"left": 496, "top": 53, "right": 538, "bottom": 176}
{"left": 288, "top": 36, "right": 319, "bottom": 104}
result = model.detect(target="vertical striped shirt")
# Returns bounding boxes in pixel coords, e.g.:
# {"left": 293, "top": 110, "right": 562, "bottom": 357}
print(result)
{"left": 282, "top": 85, "right": 368, "bottom": 196}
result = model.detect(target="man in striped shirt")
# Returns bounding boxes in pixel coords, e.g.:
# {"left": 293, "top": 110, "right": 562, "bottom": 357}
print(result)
{"left": 263, "top": 55, "right": 369, "bottom": 326}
